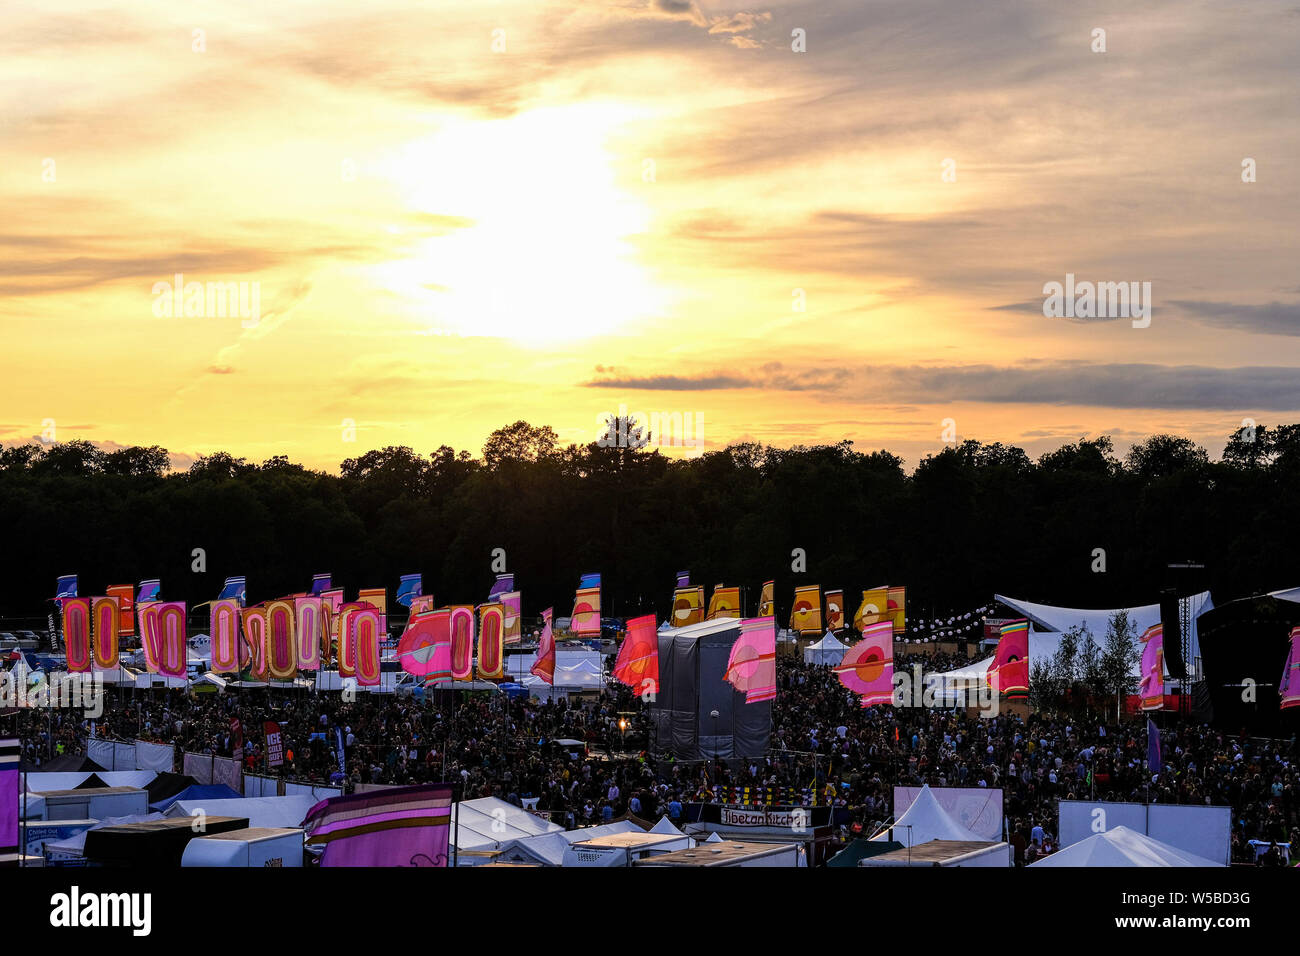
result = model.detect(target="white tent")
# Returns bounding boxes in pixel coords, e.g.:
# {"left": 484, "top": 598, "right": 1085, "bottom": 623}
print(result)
{"left": 995, "top": 592, "right": 1214, "bottom": 681}
{"left": 492, "top": 820, "right": 646, "bottom": 866}
{"left": 703, "top": 831, "right": 724, "bottom": 843}
{"left": 1029, "top": 826, "right": 1224, "bottom": 867}
{"left": 804, "top": 632, "right": 849, "bottom": 667}
{"left": 871, "top": 785, "right": 986, "bottom": 847}
{"left": 453, "top": 797, "right": 564, "bottom": 850}
{"left": 649, "top": 815, "right": 686, "bottom": 836}
{"left": 165, "top": 795, "right": 316, "bottom": 830}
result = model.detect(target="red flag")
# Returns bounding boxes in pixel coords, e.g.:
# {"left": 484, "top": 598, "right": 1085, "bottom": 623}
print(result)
{"left": 612, "top": 613, "right": 659, "bottom": 698}
{"left": 531, "top": 608, "right": 556, "bottom": 685}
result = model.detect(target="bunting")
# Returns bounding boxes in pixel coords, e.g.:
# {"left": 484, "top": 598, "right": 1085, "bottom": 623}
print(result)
{"left": 477, "top": 603, "right": 505, "bottom": 679}
{"left": 448, "top": 605, "right": 475, "bottom": 680}
{"left": 1139, "top": 623, "right": 1165, "bottom": 711}
{"left": 835, "top": 620, "right": 894, "bottom": 706}
{"left": 531, "top": 608, "right": 556, "bottom": 685}
{"left": 987, "top": 619, "right": 1030, "bottom": 699}
{"left": 612, "top": 613, "right": 658, "bottom": 697}
{"left": 790, "top": 585, "right": 822, "bottom": 635}
{"left": 723, "top": 617, "right": 777, "bottom": 703}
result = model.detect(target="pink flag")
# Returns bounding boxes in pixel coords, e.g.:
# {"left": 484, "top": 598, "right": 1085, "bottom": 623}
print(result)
{"left": 303, "top": 783, "right": 453, "bottom": 867}
{"left": 397, "top": 609, "right": 452, "bottom": 680}
{"left": 531, "top": 608, "right": 556, "bottom": 685}
{"left": 1139, "top": 623, "right": 1165, "bottom": 711}
{"left": 1280, "top": 626, "right": 1300, "bottom": 711}
{"left": 612, "top": 614, "right": 659, "bottom": 697}
{"left": 835, "top": 620, "right": 894, "bottom": 707}
{"left": 723, "top": 617, "right": 777, "bottom": 703}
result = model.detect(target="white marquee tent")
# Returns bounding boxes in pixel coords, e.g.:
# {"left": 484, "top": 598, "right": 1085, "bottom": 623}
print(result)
{"left": 804, "top": 632, "right": 849, "bottom": 667}
{"left": 870, "top": 784, "right": 987, "bottom": 847}
{"left": 452, "top": 796, "right": 564, "bottom": 851}
{"left": 1029, "top": 826, "right": 1224, "bottom": 867}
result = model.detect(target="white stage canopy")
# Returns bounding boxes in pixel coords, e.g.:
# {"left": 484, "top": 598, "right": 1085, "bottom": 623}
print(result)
{"left": 1029, "top": 826, "right": 1224, "bottom": 867}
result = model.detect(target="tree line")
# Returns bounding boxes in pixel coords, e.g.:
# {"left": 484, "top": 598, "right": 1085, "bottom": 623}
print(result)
{"left": 1, "top": 420, "right": 1297, "bottom": 625}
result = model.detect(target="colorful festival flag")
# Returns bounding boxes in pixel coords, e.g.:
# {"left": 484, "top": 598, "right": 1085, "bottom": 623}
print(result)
{"left": 55, "top": 574, "right": 78, "bottom": 599}
{"left": 90, "top": 596, "right": 120, "bottom": 670}
{"left": 1146, "top": 717, "right": 1162, "bottom": 774}
{"left": 137, "top": 579, "right": 162, "bottom": 604}
{"left": 886, "top": 585, "right": 907, "bottom": 634}
{"left": 477, "top": 603, "right": 505, "bottom": 680}
{"left": 1, "top": 739, "right": 18, "bottom": 860}
{"left": 612, "top": 613, "right": 659, "bottom": 697}
{"left": 218, "top": 576, "right": 247, "bottom": 605}
{"left": 987, "top": 619, "right": 1030, "bottom": 698}
{"left": 572, "top": 574, "right": 601, "bottom": 636}
{"left": 396, "top": 573, "right": 423, "bottom": 608}
{"left": 142, "top": 602, "right": 188, "bottom": 679}
{"left": 265, "top": 599, "right": 298, "bottom": 681}
{"left": 723, "top": 617, "right": 777, "bottom": 703}
{"left": 834, "top": 620, "right": 894, "bottom": 706}
{"left": 1281, "top": 626, "right": 1300, "bottom": 711}
{"left": 303, "top": 783, "right": 454, "bottom": 867}
{"left": 1139, "top": 623, "right": 1165, "bottom": 711}
{"left": 707, "top": 585, "right": 741, "bottom": 620}
{"left": 397, "top": 609, "right": 452, "bottom": 680}
{"left": 336, "top": 603, "right": 368, "bottom": 679}
{"left": 854, "top": 588, "right": 889, "bottom": 631}
{"left": 293, "top": 596, "right": 324, "bottom": 671}
{"left": 241, "top": 605, "right": 268, "bottom": 679}
{"left": 210, "top": 598, "right": 243, "bottom": 673}
{"left": 448, "top": 605, "right": 476, "bottom": 680}
{"left": 500, "top": 591, "right": 522, "bottom": 646}
{"left": 758, "top": 580, "right": 775, "bottom": 618}
{"left": 62, "top": 597, "right": 92, "bottom": 673}
{"left": 488, "top": 574, "right": 515, "bottom": 600}
{"left": 310, "top": 573, "right": 332, "bottom": 596}
{"left": 824, "top": 589, "right": 845, "bottom": 632}
{"left": 671, "top": 585, "right": 705, "bottom": 627}
{"left": 106, "top": 584, "right": 135, "bottom": 637}
{"left": 676, "top": 570, "right": 691, "bottom": 588}
{"left": 790, "top": 585, "right": 822, "bottom": 635}
{"left": 357, "top": 588, "right": 388, "bottom": 643}
{"left": 352, "top": 606, "right": 383, "bottom": 686}
{"left": 531, "top": 608, "right": 556, "bottom": 685}
{"left": 408, "top": 594, "right": 436, "bottom": 615}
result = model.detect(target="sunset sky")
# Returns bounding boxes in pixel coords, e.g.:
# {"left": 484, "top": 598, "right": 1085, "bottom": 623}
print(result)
{"left": 3, "top": 0, "right": 1298, "bottom": 472}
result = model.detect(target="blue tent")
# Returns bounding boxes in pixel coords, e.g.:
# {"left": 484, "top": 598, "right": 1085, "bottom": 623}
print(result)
{"left": 148, "top": 783, "right": 242, "bottom": 812}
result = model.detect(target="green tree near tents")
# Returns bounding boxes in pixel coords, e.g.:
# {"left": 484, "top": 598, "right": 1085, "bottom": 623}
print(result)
{"left": 1100, "top": 610, "right": 1141, "bottom": 719}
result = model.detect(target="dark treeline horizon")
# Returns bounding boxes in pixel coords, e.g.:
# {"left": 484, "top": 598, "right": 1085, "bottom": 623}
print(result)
{"left": 1, "top": 419, "right": 1297, "bottom": 625}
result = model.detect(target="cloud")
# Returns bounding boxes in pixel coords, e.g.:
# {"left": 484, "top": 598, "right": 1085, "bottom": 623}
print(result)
{"left": 1173, "top": 299, "right": 1300, "bottom": 336}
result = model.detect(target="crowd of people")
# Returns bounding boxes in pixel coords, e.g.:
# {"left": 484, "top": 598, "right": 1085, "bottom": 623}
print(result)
{"left": 11, "top": 651, "right": 1297, "bottom": 865}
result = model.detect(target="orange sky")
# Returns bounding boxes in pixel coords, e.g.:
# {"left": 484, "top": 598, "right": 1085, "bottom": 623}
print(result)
{"left": 3, "top": 1, "right": 1298, "bottom": 471}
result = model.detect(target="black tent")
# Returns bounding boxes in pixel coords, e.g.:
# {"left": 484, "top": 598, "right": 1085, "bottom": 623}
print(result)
{"left": 1197, "top": 595, "right": 1300, "bottom": 735}
{"left": 26, "top": 753, "right": 105, "bottom": 773}
{"left": 145, "top": 772, "right": 199, "bottom": 806}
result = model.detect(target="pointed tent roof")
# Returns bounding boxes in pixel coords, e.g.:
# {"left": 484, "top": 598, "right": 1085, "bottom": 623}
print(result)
{"left": 804, "top": 632, "right": 849, "bottom": 665}
{"left": 650, "top": 815, "right": 685, "bottom": 836}
{"left": 870, "top": 784, "right": 986, "bottom": 846}
{"left": 1029, "top": 826, "right": 1223, "bottom": 867}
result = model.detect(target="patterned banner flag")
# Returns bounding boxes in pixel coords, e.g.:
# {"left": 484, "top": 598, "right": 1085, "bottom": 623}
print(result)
{"left": 612, "top": 613, "right": 658, "bottom": 697}
{"left": 142, "top": 602, "right": 188, "bottom": 678}
{"left": 824, "top": 590, "right": 845, "bottom": 632}
{"left": 63, "top": 597, "right": 92, "bottom": 672}
{"left": 448, "top": 605, "right": 475, "bottom": 680}
{"left": 1147, "top": 717, "right": 1162, "bottom": 774}
{"left": 1281, "top": 626, "right": 1300, "bottom": 711}
{"left": 500, "top": 591, "right": 522, "bottom": 646}
{"left": 477, "top": 603, "right": 505, "bottom": 679}
{"left": 357, "top": 588, "right": 388, "bottom": 644}
{"left": 854, "top": 588, "right": 889, "bottom": 631}
{"left": 572, "top": 573, "right": 601, "bottom": 636}
{"left": 211, "top": 598, "right": 243, "bottom": 673}
{"left": 137, "top": 579, "right": 161, "bottom": 604}
{"left": 1, "top": 738, "right": 18, "bottom": 859}
{"left": 707, "top": 586, "right": 741, "bottom": 620}
{"left": 487, "top": 574, "right": 515, "bottom": 600}
{"left": 353, "top": 606, "right": 383, "bottom": 686}
{"left": 265, "top": 599, "right": 298, "bottom": 681}
{"left": 1139, "top": 623, "right": 1165, "bottom": 711}
{"left": 531, "top": 608, "right": 556, "bottom": 685}
{"left": 242, "top": 605, "right": 268, "bottom": 680}
{"left": 758, "top": 580, "right": 775, "bottom": 618}
{"left": 724, "top": 617, "right": 777, "bottom": 703}
{"left": 336, "top": 603, "right": 367, "bottom": 679}
{"left": 293, "top": 596, "right": 324, "bottom": 671}
{"left": 90, "top": 596, "right": 120, "bottom": 670}
{"left": 310, "top": 573, "right": 332, "bottom": 596}
{"left": 218, "top": 576, "right": 247, "bottom": 605}
{"left": 886, "top": 585, "right": 907, "bottom": 634}
{"left": 671, "top": 585, "right": 705, "bottom": 627}
{"left": 396, "top": 573, "right": 423, "bottom": 608}
{"left": 55, "top": 574, "right": 78, "bottom": 599}
{"left": 987, "top": 619, "right": 1030, "bottom": 699}
{"left": 106, "top": 584, "right": 135, "bottom": 636}
{"left": 790, "top": 585, "right": 822, "bottom": 635}
{"left": 303, "top": 783, "right": 453, "bottom": 867}
{"left": 397, "top": 609, "right": 452, "bottom": 679}
{"left": 835, "top": 620, "right": 894, "bottom": 706}
{"left": 409, "top": 594, "right": 436, "bottom": 615}
{"left": 676, "top": 570, "right": 690, "bottom": 588}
